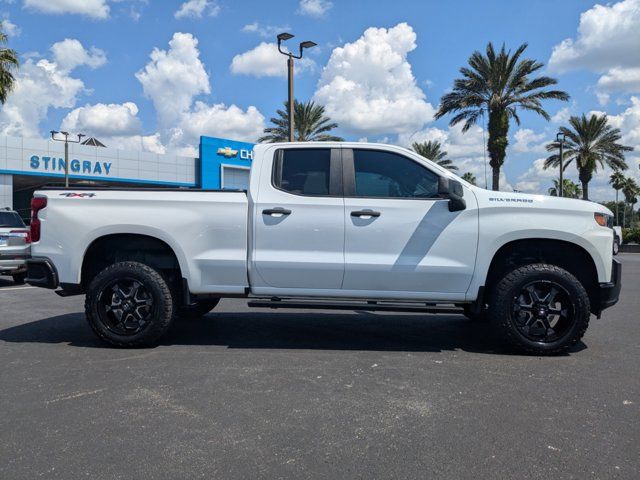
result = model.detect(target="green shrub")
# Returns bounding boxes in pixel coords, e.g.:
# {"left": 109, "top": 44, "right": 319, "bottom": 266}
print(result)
{"left": 622, "top": 228, "right": 640, "bottom": 244}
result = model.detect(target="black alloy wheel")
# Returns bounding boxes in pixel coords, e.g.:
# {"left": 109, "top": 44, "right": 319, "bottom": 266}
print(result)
{"left": 98, "top": 277, "right": 154, "bottom": 336}
{"left": 511, "top": 281, "right": 573, "bottom": 343}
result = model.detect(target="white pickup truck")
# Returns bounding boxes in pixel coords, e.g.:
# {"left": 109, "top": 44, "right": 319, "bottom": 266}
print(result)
{"left": 26, "top": 142, "right": 621, "bottom": 354}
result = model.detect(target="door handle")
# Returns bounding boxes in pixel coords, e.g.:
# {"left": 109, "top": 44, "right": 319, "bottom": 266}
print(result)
{"left": 262, "top": 207, "right": 292, "bottom": 216}
{"left": 351, "top": 210, "right": 380, "bottom": 218}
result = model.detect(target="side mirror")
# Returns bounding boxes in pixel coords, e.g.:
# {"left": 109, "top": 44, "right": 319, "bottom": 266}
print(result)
{"left": 438, "top": 177, "right": 466, "bottom": 212}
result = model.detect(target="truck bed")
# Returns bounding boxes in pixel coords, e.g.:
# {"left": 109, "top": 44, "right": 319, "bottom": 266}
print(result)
{"left": 34, "top": 188, "right": 250, "bottom": 294}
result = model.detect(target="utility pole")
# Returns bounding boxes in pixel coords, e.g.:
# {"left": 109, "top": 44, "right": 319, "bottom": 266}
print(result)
{"left": 51, "top": 131, "right": 85, "bottom": 187}
{"left": 277, "top": 33, "right": 316, "bottom": 142}
{"left": 556, "top": 132, "right": 566, "bottom": 197}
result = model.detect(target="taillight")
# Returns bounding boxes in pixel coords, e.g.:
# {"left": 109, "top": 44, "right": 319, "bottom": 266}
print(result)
{"left": 31, "top": 197, "right": 47, "bottom": 242}
{"left": 10, "top": 229, "right": 31, "bottom": 244}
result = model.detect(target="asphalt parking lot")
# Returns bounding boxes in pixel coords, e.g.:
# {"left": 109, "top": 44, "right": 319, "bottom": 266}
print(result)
{"left": 1, "top": 255, "right": 639, "bottom": 479}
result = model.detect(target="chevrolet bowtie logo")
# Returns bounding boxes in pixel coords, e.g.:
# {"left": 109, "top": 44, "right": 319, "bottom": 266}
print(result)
{"left": 217, "top": 146, "right": 238, "bottom": 158}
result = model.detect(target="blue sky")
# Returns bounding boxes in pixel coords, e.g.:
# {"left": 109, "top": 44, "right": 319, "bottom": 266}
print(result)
{"left": 1, "top": 0, "right": 639, "bottom": 200}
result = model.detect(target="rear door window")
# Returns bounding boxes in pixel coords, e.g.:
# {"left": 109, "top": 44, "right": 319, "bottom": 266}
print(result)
{"left": 273, "top": 149, "right": 332, "bottom": 196}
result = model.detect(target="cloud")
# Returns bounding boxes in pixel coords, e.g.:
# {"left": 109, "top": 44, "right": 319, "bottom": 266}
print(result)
{"left": 2, "top": 16, "right": 20, "bottom": 37}
{"left": 314, "top": 23, "right": 435, "bottom": 136}
{"left": 174, "top": 0, "right": 220, "bottom": 19}
{"left": 241, "top": 22, "right": 290, "bottom": 39}
{"left": 512, "top": 128, "right": 548, "bottom": 154}
{"left": 605, "top": 96, "right": 640, "bottom": 152}
{"left": 515, "top": 158, "right": 559, "bottom": 194}
{"left": 551, "top": 107, "right": 571, "bottom": 124}
{"left": 399, "top": 123, "right": 485, "bottom": 159}
{"left": 61, "top": 102, "right": 142, "bottom": 137}
{"left": 136, "top": 32, "right": 210, "bottom": 128}
{"left": 0, "top": 39, "right": 106, "bottom": 138}
{"left": 597, "top": 67, "right": 640, "bottom": 93}
{"left": 298, "top": 0, "right": 332, "bottom": 17}
{"left": 169, "top": 102, "right": 265, "bottom": 147}
{"left": 95, "top": 133, "right": 168, "bottom": 155}
{"left": 50, "top": 38, "right": 106, "bottom": 72}
{"left": 230, "top": 42, "right": 315, "bottom": 78}
{"left": 136, "top": 32, "right": 265, "bottom": 149}
{"left": 23, "top": 0, "right": 110, "bottom": 19}
{"left": 548, "top": 0, "right": 640, "bottom": 73}
{"left": 548, "top": 0, "right": 640, "bottom": 102}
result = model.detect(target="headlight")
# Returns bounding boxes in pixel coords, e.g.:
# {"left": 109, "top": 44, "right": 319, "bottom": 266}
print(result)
{"left": 594, "top": 212, "right": 610, "bottom": 227}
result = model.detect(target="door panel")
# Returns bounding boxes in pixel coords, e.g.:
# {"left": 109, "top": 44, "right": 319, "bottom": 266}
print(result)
{"left": 252, "top": 148, "right": 345, "bottom": 290}
{"left": 342, "top": 148, "right": 478, "bottom": 297}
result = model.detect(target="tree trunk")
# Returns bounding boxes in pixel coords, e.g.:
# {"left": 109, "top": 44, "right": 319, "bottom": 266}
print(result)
{"left": 623, "top": 204, "right": 627, "bottom": 228}
{"left": 580, "top": 180, "right": 589, "bottom": 201}
{"left": 578, "top": 167, "right": 591, "bottom": 201}
{"left": 492, "top": 167, "right": 500, "bottom": 193}
{"left": 615, "top": 190, "right": 619, "bottom": 225}
{"left": 487, "top": 108, "right": 509, "bottom": 191}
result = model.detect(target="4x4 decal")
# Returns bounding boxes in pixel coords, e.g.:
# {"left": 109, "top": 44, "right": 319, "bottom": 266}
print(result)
{"left": 59, "top": 193, "right": 96, "bottom": 198}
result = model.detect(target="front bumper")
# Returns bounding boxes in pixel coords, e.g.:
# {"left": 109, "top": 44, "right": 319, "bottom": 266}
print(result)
{"left": 594, "top": 259, "right": 622, "bottom": 315}
{"left": 26, "top": 257, "right": 59, "bottom": 289}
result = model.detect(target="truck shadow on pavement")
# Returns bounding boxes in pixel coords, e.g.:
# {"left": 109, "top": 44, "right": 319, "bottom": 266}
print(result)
{"left": 0, "top": 310, "right": 586, "bottom": 355}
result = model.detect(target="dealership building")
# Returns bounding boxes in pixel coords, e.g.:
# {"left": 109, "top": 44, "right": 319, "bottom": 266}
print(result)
{"left": 0, "top": 135, "right": 255, "bottom": 219}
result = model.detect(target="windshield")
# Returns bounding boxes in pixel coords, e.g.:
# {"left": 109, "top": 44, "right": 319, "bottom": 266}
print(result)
{"left": 0, "top": 211, "right": 26, "bottom": 228}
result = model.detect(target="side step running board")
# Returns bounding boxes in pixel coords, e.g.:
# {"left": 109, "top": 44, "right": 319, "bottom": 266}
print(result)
{"left": 247, "top": 299, "right": 464, "bottom": 315}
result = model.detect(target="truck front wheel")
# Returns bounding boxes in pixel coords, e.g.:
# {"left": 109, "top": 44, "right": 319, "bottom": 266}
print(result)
{"left": 490, "top": 264, "right": 590, "bottom": 355}
{"left": 85, "top": 261, "right": 175, "bottom": 347}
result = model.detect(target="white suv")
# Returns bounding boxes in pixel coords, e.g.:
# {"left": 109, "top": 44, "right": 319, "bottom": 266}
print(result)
{"left": 0, "top": 208, "right": 31, "bottom": 284}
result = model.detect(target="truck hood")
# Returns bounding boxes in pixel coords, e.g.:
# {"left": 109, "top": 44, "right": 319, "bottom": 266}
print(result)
{"left": 470, "top": 187, "right": 613, "bottom": 216}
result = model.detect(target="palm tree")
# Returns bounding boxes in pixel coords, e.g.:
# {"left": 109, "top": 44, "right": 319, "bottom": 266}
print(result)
{"left": 0, "top": 24, "right": 19, "bottom": 104}
{"left": 622, "top": 177, "right": 639, "bottom": 227}
{"left": 435, "top": 42, "right": 569, "bottom": 191}
{"left": 548, "top": 178, "right": 582, "bottom": 199}
{"left": 609, "top": 171, "right": 626, "bottom": 225}
{"left": 411, "top": 140, "right": 458, "bottom": 171}
{"left": 461, "top": 172, "right": 477, "bottom": 185}
{"left": 544, "top": 114, "right": 632, "bottom": 200}
{"left": 259, "top": 100, "right": 344, "bottom": 143}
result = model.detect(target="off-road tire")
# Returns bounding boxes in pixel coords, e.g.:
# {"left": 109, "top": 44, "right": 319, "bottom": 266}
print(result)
{"left": 12, "top": 273, "right": 26, "bottom": 285}
{"left": 85, "top": 261, "right": 175, "bottom": 347}
{"left": 178, "top": 299, "right": 220, "bottom": 319}
{"left": 490, "top": 263, "right": 590, "bottom": 355}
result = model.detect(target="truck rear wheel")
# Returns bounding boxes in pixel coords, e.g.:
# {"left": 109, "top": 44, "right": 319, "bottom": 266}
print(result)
{"left": 490, "top": 263, "right": 590, "bottom": 355}
{"left": 85, "top": 261, "right": 175, "bottom": 347}
{"left": 178, "top": 299, "right": 220, "bottom": 319}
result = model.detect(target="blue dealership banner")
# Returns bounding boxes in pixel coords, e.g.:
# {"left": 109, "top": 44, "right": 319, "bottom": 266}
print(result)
{"left": 199, "top": 136, "right": 255, "bottom": 189}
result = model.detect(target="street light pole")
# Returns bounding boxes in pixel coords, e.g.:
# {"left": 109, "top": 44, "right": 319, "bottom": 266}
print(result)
{"left": 556, "top": 132, "right": 566, "bottom": 198}
{"left": 287, "top": 56, "right": 294, "bottom": 143}
{"left": 51, "top": 131, "right": 85, "bottom": 188}
{"left": 277, "top": 33, "right": 317, "bottom": 142}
